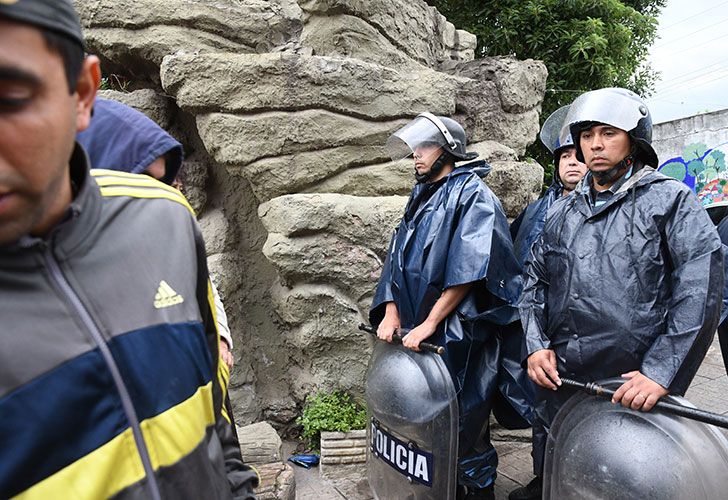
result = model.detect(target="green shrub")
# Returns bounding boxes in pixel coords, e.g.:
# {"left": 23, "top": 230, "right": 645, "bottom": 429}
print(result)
{"left": 297, "top": 391, "right": 367, "bottom": 450}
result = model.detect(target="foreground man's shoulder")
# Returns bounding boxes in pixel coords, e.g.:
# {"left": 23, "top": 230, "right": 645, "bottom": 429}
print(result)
{"left": 91, "top": 169, "right": 196, "bottom": 218}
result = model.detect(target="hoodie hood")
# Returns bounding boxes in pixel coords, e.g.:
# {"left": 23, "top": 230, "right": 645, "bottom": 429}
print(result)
{"left": 77, "top": 97, "right": 183, "bottom": 184}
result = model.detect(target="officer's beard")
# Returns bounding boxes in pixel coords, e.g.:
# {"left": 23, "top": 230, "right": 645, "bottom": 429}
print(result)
{"left": 415, "top": 152, "right": 450, "bottom": 184}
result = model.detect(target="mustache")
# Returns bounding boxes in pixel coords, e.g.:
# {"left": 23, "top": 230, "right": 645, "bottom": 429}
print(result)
{"left": 0, "top": 172, "right": 24, "bottom": 194}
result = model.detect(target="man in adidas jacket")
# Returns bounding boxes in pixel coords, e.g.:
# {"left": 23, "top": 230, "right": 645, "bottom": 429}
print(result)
{"left": 0, "top": 1, "right": 257, "bottom": 498}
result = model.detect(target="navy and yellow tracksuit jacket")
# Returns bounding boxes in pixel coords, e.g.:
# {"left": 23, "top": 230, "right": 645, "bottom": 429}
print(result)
{"left": 0, "top": 145, "right": 258, "bottom": 499}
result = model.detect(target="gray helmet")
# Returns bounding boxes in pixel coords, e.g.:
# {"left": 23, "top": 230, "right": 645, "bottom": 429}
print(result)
{"left": 386, "top": 113, "right": 478, "bottom": 162}
{"left": 540, "top": 105, "right": 576, "bottom": 166}
{"left": 560, "top": 88, "right": 658, "bottom": 167}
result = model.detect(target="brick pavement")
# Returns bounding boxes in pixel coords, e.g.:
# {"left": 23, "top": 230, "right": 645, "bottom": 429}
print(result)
{"left": 289, "top": 336, "right": 728, "bottom": 499}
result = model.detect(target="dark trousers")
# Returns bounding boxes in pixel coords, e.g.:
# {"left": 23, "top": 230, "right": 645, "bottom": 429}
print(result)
{"left": 530, "top": 385, "right": 573, "bottom": 477}
{"left": 719, "top": 321, "right": 728, "bottom": 376}
{"left": 458, "top": 416, "right": 497, "bottom": 488}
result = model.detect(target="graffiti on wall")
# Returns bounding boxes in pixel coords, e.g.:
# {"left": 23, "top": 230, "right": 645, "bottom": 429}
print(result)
{"left": 658, "top": 141, "right": 728, "bottom": 208}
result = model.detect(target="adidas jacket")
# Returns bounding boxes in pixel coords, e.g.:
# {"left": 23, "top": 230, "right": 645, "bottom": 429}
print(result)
{"left": 0, "top": 146, "right": 258, "bottom": 499}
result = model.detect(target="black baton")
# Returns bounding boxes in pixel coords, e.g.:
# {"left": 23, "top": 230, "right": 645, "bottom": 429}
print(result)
{"left": 359, "top": 324, "right": 445, "bottom": 355}
{"left": 561, "top": 378, "right": 728, "bottom": 430}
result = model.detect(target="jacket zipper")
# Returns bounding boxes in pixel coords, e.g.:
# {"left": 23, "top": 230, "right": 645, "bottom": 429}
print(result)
{"left": 43, "top": 246, "right": 162, "bottom": 500}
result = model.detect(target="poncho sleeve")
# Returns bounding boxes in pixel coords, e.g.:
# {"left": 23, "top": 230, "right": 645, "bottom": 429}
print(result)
{"left": 641, "top": 188, "right": 724, "bottom": 394}
{"left": 519, "top": 232, "right": 552, "bottom": 361}
{"left": 443, "top": 179, "right": 494, "bottom": 289}
{"left": 369, "top": 229, "right": 398, "bottom": 327}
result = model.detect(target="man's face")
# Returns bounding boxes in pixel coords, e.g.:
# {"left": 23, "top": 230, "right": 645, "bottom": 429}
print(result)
{"left": 413, "top": 142, "right": 443, "bottom": 177}
{"left": 0, "top": 19, "right": 96, "bottom": 245}
{"left": 557, "top": 147, "right": 587, "bottom": 190}
{"left": 579, "top": 124, "right": 631, "bottom": 173}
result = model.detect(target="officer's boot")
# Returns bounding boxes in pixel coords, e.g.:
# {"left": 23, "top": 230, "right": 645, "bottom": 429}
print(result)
{"left": 508, "top": 476, "right": 542, "bottom": 500}
{"left": 457, "top": 483, "right": 495, "bottom": 500}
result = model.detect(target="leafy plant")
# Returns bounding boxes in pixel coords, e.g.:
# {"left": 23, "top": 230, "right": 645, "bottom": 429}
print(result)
{"left": 99, "top": 74, "right": 131, "bottom": 92}
{"left": 426, "top": 0, "right": 666, "bottom": 185}
{"left": 297, "top": 391, "right": 367, "bottom": 450}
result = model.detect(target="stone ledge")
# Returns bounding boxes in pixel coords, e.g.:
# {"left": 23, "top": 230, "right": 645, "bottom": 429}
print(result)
{"left": 320, "top": 447, "right": 367, "bottom": 457}
{"left": 321, "top": 429, "right": 367, "bottom": 440}
{"left": 321, "top": 438, "right": 368, "bottom": 448}
{"left": 254, "top": 463, "right": 296, "bottom": 500}
{"left": 237, "top": 421, "right": 283, "bottom": 465}
{"left": 321, "top": 454, "right": 367, "bottom": 465}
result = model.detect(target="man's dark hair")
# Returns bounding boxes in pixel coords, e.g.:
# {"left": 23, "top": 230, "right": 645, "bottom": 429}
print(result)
{"left": 40, "top": 29, "right": 84, "bottom": 94}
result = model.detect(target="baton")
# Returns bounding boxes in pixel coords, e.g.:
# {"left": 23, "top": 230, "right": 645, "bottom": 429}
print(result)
{"left": 359, "top": 324, "right": 445, "bottom": 355}
{"left": 561, "top": 378, "right": 728, "bottom": 430}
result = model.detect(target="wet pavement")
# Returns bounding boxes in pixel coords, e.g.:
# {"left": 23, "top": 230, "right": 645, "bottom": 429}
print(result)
{"left": 287, "top": 336, "right": 728, "bottom": 499}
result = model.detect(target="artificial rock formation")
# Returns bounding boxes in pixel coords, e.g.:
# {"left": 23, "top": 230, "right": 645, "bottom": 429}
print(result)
{"left": 76, "top": 0, "right": 547, "bottom": 432}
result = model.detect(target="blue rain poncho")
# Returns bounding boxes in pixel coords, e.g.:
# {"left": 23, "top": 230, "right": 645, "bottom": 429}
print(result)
{"left": 370, "top": 161, "right": 533, "bottom": 488}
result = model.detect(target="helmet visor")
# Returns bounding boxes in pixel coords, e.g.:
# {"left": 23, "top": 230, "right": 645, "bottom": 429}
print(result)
{"left": 386, "top": 116, "right": 448, "bottom": 162}
{"left": 540, "top": 105, "right": 571, "bottom": 153}
{"left": 560, "top": 88, "right": 649, "bottom": 145}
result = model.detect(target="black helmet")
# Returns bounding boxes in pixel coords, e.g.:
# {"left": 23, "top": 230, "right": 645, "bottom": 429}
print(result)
{"left": 386, "top": 113, "right": 479, "bottom": 162}
{"left": 561, "top": 88, "right": 658, "bottom": 167}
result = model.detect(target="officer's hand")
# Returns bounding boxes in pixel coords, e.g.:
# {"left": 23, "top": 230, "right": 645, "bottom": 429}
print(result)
{"left": 219, "top": 340, "right": 234, "bottom": 370}
{"left": 402, "top": 321, "right": 437, "bottom": 352}
{"left": 527, "top": 349, "right": 561, "bottom": 390}
{"left": 377, "top": 313, "right": 400, "bottom": 343}
{"left": 612, "top": 371, "right": 668, "bottom": 411}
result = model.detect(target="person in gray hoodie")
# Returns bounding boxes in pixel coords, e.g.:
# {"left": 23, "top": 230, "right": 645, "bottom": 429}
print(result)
{"left": 0, "top": 1, "right": 256, "bottom": 498}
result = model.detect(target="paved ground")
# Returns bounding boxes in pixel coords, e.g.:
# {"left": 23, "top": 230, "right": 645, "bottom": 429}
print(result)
{"left": 287, "top": 336, "right": 728, "bottom": 499}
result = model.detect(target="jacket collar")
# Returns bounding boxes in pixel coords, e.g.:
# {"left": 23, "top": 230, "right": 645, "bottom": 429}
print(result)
{"left": 0, "top": 143, "right": 102, "bottom": 265}
{"left": 572, "top": 165, "right": 660, "bottom": 216}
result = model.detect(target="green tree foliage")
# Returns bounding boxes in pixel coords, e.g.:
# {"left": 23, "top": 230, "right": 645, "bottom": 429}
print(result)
{"left": 427, "top": 0, "right": 665, "bottom": 184}
{"left": 297, "top": 391, "right": 367, "bottom": 450}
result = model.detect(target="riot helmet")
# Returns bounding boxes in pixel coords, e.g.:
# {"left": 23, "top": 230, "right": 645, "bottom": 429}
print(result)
{"left": 561, "top": 87, "right": 658, "bottom": 169}
{"left": 541, "top": 105, "right": 586, "bottom": 191}
{"left": 387, "top": 113, "right": 478, "bottom": 183}
{"left": 540, "top": 105, "right": 575, "bottom": 162}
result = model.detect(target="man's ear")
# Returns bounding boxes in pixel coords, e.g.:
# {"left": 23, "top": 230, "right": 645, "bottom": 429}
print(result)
{"left": 75, "top": 55, "right": 101, "bottom": 133}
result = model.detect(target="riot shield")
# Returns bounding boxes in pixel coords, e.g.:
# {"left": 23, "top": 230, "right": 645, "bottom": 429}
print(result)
{"left": 366, "top": 342, "right": 458, "bottom": 500}
{"left": 544, "top": 378, "right": 728, "bottom": 500}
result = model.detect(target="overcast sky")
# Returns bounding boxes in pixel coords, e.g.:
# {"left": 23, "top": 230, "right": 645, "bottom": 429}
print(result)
{"left": 646, "top": 0, "right": 728, "bottom": 124}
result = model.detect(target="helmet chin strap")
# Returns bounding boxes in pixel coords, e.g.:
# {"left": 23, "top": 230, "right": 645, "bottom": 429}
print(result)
{"left": 415, "top": 151, "right": 450, "bottom": 184}
{"left": 593, "top": 146, "right": 637, "bottom": 187}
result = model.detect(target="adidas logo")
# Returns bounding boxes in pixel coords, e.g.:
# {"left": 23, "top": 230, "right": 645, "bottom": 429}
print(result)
{"left": 154, "top": 280, "right": 184, "bottom": 309}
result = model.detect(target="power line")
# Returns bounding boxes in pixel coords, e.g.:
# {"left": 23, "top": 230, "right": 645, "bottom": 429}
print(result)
{"left": 654, "top": 62, "right": 728, "bottom": 94}
{"left": 659, "top": 1, "right": 728, "bottom": 30}
{"left": 545, "top": 89, "right": 587, "bottom": 93}
{"left": 654, "top": 56, "right": 728, "bottom": 88}
{"left": 658, "top": 31, "right": 728, "bottom": 57}
{"left": 652, "top": 67, "right": 728, "bottom": 99}
{"left": 653, "top": 69, "right": 728, "bottom": 99}
{"left": 649, "top": 97, "right": 728, "bottom": 106}
{"left": 653, "top": 16, "right": 728, "bottom": 49}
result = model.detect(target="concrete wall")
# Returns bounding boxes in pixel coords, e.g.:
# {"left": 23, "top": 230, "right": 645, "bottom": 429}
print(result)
{"left": 653, "top": 109, "right": 728, "bottom": 200}
{"left": 653, "top": 108, "right": 728, "bottom": 167}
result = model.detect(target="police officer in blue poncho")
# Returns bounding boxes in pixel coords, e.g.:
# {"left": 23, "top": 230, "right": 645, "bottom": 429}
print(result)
{"left": 510, "top": 106, "right": 587, "bottom": 268}
{"left": 511, "top": 88, "right": 724, "bottom": 500}
{"left": 370, "top": 113, "right": 532, "bottom": 500}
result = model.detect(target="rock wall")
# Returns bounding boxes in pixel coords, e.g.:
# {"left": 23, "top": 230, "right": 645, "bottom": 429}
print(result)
{"left": 76, "top": 0, "right": 546, "bottom": 431}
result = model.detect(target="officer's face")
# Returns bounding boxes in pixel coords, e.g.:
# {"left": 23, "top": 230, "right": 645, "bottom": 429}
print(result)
{"left": 557, "top": 147, "right": 587, "bottom": 190}
{"left": 579, "top": 125, "right": 631, "bottom": 173}
{"left": 413, "top": 143, "right": 443, "bottom": 177}
{"left": 0, "top": 19, "right": 98, "bottom": 245}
